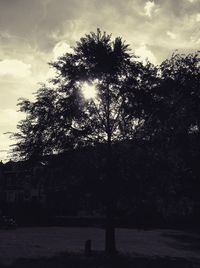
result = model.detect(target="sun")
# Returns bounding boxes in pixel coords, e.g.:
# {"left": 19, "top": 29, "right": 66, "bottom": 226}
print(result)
{"left": 81, "top": 82, "right": 97, "bottom": 100}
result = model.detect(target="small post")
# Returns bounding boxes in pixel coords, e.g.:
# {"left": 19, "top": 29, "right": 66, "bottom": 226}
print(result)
{"left": 85, "top": 239, "right": 91, "bottom": 256}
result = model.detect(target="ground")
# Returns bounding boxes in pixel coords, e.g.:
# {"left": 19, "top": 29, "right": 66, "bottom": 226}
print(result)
{"left": 0, "top": 227, "right": 200, "bottom": 267}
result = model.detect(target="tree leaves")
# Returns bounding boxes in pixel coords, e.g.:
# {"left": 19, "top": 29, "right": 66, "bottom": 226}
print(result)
{"left": 11, "top": 29, "right": 147, "bottom": 160}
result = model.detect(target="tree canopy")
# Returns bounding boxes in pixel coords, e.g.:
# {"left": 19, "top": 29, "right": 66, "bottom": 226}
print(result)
{"left": 11, "top": 29, "right": 156, "bottom": 160}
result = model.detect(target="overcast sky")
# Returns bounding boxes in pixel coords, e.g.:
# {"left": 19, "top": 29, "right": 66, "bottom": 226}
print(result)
{"left": 0, "top": 0, "right": 200, "bottom": 161}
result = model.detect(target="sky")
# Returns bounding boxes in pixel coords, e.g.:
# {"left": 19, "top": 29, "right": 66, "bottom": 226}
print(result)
{"left": 0, "top": 0, "right": 200, "bottom": 161}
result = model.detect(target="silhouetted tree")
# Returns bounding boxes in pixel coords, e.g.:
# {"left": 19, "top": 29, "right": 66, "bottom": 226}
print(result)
{"left": 139, "top": 52, "right": 200, "bottom": 219}
{"left": 11, "top": 85, "right": 80, "bottom": 161}
{"left": 159, "top": 52, "right": 200, "bottom": 212}
{"left": 11, "top": 29, "right": 157, "bottom": 253}
{"left": 10, "top": 41, "right": 200, "bottom": 231}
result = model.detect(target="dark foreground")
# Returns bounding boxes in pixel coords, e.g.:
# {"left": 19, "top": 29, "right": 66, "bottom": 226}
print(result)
{"left": 0, "top": 227, "right": 200, "bottom": 267}
{"left": 0, "top": 252, "right": 200, "bottom": 268}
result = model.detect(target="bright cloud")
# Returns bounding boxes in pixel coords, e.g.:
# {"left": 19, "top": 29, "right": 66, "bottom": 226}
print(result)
{"left": 43, "top": 41, "right": 74, "bottom": 82}
{"left": 0, "top": 59, "right": 31, "bottom": 78}
{"left": 144, "top": 1, "right": 155, "bottom": 17}
{"left": 53, "top": 41, "right": 74, "bottom": 59}
{"left": 167, "top": 31, "right": 176, "bottom": 39}
{"left": 0, "top": 108, "right": 24, "bottom": 129}
{"left": 196, "top": 13, "right": 200, "bottom": 22}
{"left": 0, "top": 108, "right": 25, "bottom": 161}
{"left": 135, "top": 44, "right": 157, "bottom": 65}
{"left": 0, "top": 133, "right": 12, "bottom": 162}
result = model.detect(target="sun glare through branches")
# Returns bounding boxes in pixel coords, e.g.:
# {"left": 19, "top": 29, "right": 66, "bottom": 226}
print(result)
{"left": 81, "top": 82, "right": 97, "bottom": 100}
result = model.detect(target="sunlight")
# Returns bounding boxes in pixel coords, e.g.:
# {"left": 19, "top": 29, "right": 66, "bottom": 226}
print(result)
{"left": 81, "top": 82, "right": 97, "bottom": 100}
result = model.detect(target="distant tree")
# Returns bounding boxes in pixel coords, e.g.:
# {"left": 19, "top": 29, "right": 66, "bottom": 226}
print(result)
{"left": 159, "top": 53, "right": 200, "bottom": 208}
{"left": 139, "top": 52, "right": 200, "bottom": 218}
{"left": 11, "top": 29, "right": 159, "bottom": 253}
{"left": 149, "top": 52, "right": 200, "bottom": 143}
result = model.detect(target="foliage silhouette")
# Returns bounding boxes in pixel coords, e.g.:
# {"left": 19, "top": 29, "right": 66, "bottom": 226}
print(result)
{"left": 11, "top": 29, "right": 157, "bottom": 253}
{"left": 10, "top": 28, "right": 200, "bottom": 251}
{"left": 137, "top": 52, "right": 200, "bottom": 220}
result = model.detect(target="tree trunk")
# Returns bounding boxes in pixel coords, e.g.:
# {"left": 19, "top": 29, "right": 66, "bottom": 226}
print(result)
{"left": 105, "top": 204, "right": 116, "bottom": 254}
{"left": 104, "top": 83, "right": 116, "bottom": 254}
{"left": 104, "top": 134, "right": 116, "bottom": 254}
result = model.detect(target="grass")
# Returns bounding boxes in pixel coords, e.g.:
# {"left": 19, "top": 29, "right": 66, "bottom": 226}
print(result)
{"left": 0, "top": 252, "right": 199, "bottom": 268}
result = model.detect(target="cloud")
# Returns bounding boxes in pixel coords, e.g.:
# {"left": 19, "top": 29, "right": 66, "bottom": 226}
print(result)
{"left": 196, "top": 13, "right": 200, "bottom": 21}
{"left": 0, "top": 133, "right": 12, "bottom": 162}
{"left": 0, "top": 108, "right": 25, "bottom": 161}
{"left": 53, "top": 41, "right": 74, "bottom": 59}
{"left": 0, "top": 108, "right": 24, "bottom": 129}
{"left": 135, "top": 44, "right": 157, "bottom": 64}
{"left": 0, "top": 59, "right": 31, "bottom": 78}
{"left": 167, "top": 31, "right": 176, "bottom": 39}
{"left": 144, "top": 1, "right": 155, "bottom": 17}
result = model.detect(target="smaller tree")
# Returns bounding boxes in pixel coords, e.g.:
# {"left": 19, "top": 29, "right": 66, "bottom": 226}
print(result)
{"left": 138, "top": 52, "right": 200, "bottom": 220}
